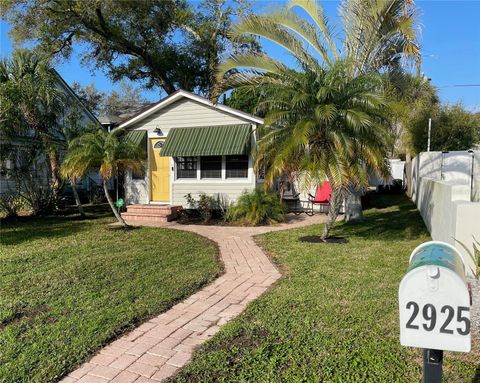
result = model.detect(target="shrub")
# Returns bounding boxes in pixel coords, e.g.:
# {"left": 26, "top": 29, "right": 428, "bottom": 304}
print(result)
{"left": 0, "top": 193, "right": 26, "bottom": 218}
{"left": 185, "top": 193, "right": 218, "bottom": 223}
{"left": 226, "top": 188, "right": 287, "bottom": 226}
{"left": 88, "top": 186, "right": 105, "bottom": 204}
{"left": 214, "top": 193, "right": 230, "bottom": 219}
{"left": 456, "top": 237, "right": 480, "bottom": 277}
{"left": 21, "top": 186, "right": 57, "bottom": 216}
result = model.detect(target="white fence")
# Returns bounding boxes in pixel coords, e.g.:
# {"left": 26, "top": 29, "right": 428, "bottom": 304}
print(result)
{"left": 369, "top": 159, "right": 406, "bottom": 187}
{"left": 412, "top": 150, "right": 480, "bottom": 202}
{"left": 410, "top": 150, "right": 480, "bottom": 275}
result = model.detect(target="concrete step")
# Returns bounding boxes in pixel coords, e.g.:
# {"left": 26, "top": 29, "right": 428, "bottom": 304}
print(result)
{"left": 121, "top": 204, "right": 181, "bottom": 224}
{"left": 126, "top": 205, "right": 181, "bottom": 216}
{"left": 121, "top": 212, "right": 169, "bottom": 223}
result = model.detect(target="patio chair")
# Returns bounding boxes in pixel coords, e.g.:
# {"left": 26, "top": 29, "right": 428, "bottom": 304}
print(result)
{"left": 302, "top": 181, "right": 332, "bottom": 215}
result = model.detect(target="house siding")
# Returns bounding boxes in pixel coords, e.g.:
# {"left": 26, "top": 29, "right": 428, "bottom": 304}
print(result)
{"left": 130, "top": 99, "right": 251, "bottom": 137}
{"left": 0, "top": 144, "right": 50, "bottom": 196}
{"left": 172, "top": 181, "right": 255, "bottom": 207}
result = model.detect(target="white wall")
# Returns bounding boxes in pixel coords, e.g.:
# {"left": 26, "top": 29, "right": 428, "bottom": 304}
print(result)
{"left": 473, "top": 151, "right": 480, "bottom": 202}
{"left": 414, "top": 177, "right": 480, "bottom": 276}
{"left": 442, "top": 151, "right": 473, "bottom": 185}
{"left": 125, "top": 171, "right": 149, "bottom": 204}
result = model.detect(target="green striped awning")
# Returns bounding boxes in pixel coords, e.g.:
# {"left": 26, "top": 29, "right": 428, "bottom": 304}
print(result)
{"left": 161, "top": 124, "right": 251, "bottom": 157}
{"left": 125, "top": 130, "right": 147, "bottom": 147}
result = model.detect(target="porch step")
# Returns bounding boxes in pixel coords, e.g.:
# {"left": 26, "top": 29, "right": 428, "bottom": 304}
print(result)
{"left": 126, "top": 204, "right": 180, "bottom": 215}
{"left": 121, "top": 204, "right": 182, "bottom": 224}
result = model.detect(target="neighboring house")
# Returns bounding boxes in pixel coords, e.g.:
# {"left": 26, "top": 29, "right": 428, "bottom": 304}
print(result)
{"left": 0, "top": 70, "right": 101, "bottom": 196}
{"left": 118, "top": 89, "right": 264, "bottom": 208}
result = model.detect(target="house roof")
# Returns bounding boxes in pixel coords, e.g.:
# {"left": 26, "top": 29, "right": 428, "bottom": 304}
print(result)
{"left": 117, "top": 89, "right": 264, "bottom": 129}
{"left": 52, "top": 69, "right": 101, "bottom": 126}
{"left": 98, "top": 102, "right": 159, "bottom": 127}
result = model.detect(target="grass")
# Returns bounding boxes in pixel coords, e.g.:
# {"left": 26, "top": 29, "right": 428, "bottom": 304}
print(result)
{"left": 169, "top": 194, "right": 480, "bottom": 383}
{"left": 0, "top": 209, "right": 222, "bottom": 382}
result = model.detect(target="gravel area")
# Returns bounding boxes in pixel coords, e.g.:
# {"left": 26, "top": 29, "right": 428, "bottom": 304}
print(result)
{"left": 468, "top": 277, "right": 480, "bottom": 340}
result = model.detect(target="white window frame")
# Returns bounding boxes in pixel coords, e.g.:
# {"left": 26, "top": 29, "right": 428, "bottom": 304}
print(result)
{"left": 174, "top": 156, "right": 198, "bottom": 180}
{"left": 225, "top": 155, "right": 249, "bottom": 180}
{"left": 200, "top": 155, "right": 223, "bottom": 180}
{"left": 174, "top": 155, "right": 252, "bottom": 184}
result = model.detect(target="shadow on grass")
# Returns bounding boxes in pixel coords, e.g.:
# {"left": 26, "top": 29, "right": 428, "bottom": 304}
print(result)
{"left": 0, "top": 207, "right": 114, "bottom": 246}
{"left": 57, "top": 203, "right": 112, "bottom": 217}
{"left": 472, "top": 364, "right": 480, "bottom": 383}
{"left": 334, "top": 193, "right": 429, "bottom": 242}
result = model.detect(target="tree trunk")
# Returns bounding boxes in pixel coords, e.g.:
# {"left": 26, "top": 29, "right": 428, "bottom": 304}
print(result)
{"left": 71, "top": 180, "right": 85, "bottom": 218}
{"left": 48, "top": 151, "right": 61, "bottom": 193}
{"left": 345, "top": 188, "right": 364, "bottom": 222}
{"left": 321, "top": 188, "right": 343, "bottom": 240}
{"left": 103, "top": 179, "right": 128, "bottom": 227}
{"left": 38, "top": 132, "right": 62, "bottom": 197}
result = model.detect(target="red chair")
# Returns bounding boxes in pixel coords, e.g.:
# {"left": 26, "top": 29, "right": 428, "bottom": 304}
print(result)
{"left": 303, "top": 181, "right": 332, "bottom": 215}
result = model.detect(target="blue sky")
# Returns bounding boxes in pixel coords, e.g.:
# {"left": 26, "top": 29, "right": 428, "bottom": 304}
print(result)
{"left": 1, "top": 0, "right": 479, "bottom": 111}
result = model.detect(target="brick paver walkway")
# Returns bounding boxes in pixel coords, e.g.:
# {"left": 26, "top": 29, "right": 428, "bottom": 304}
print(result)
{"left": 62, "top": 214, "right": 327, "bottom": 383}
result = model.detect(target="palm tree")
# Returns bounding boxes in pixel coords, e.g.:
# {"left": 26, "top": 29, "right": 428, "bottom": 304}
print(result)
{"left": 215, "top": 0, "right": 418, "bottom": 238}
{"left": 341, "top": 0, "right": 420, "bottom": 75}
{"left": 0, "top": 49, "right": 65, "bottom": 196}
{"left": 61, "top": 128, "right": 145, "bottom": 227}
{"left": 59, "top": 110, "right": 99, "bottom": 218}
{"left": 237, "top": 60, "right": 390, "bottom": 239}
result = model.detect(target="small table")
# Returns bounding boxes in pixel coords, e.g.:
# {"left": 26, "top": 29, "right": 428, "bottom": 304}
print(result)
{"left": 281, "top": 196, "right": 304, "bottom": 215}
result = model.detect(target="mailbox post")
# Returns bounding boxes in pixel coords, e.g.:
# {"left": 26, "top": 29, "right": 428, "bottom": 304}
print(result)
{"left": 399, "top": 241, "right": 471, "bottom": 383}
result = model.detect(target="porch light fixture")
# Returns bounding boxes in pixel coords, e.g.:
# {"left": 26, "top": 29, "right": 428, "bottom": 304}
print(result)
{"left": 153, "top": 126, "right": 163, "bottom": 136}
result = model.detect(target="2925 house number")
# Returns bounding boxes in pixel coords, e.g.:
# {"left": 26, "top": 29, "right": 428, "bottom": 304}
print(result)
{"left": 405, "top": 301, "right": 470, "bottom": 335}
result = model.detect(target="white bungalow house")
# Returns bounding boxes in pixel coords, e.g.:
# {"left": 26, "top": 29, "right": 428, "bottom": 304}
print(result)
{"left": 118, "top": 90, "right": 264, "bottom": 223}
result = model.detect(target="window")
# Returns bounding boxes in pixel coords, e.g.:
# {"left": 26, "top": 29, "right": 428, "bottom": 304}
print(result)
{"left": 176, "top": 157, "right": 197, "bottom": 179}
{"left": 226, "top": 155, "right": 248, "bottom": 178}
{"left": 0, "top": 159, "right": 12, "bottom": 177}
{"left": 200, "top": 156, "right": 222, "bottom": 179}
{"left": 132, "top": 166, "right": 145, "bottom": 180}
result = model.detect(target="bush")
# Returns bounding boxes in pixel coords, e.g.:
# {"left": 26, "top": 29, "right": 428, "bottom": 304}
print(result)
{"left": 88, "top": 186, "right": 105, "bottom": 204}
{"left": 226, "top": 188, "right": 287, "bottom": 226}
{"left": 456, "top": 237, "right": 480, "bottom": 277}
{"left": 21, "top": 186, "right": 57, "bottom": 216}
{"left": 185, "top": 193, "right": 218, "bottom": 223}
{"left": 0, "top": 193, "right": 26, "bottom": 218}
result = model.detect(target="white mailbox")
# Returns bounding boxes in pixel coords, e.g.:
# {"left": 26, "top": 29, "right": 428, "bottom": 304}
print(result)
{"left": 399, "top": 241, "right": 471, "bottom": 352}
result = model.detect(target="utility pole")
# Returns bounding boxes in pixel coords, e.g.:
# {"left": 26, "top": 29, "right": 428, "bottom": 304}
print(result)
{"left": 427, "top": 118, "right": 432, "bottom": 152}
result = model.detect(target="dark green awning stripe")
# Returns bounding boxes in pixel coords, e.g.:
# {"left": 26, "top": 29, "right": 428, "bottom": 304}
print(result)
{"left": 161, "top": 124, "right": 251, "bottom": 157}
{"left": 125, "top": 130, "right": 147, "bottom": 147}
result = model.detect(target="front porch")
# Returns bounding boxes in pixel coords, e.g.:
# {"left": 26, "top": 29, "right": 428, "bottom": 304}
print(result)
{"left": 121, "top": 204, "right": 182, "bottom": 224}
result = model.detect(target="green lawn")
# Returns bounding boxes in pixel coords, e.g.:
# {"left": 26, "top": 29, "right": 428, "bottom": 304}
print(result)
{"left": 170, "top": 194, "right": 480, "bottom": 383}
{"left": 0, "top": 211, "right": 221, "bottom": 382}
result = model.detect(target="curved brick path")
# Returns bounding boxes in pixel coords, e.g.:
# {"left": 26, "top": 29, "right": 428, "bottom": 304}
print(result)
{"left": 62, "top": 214, "right": 327, "bottom": 383}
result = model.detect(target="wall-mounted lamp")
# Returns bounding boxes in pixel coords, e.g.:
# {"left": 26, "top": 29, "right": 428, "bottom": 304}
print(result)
{"left": 153, "top": 127, "right": 163, "bottom": 136}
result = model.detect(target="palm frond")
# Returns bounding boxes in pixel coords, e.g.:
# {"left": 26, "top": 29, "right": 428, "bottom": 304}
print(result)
{"left": 231, "top": 14, "right": 320, "bottom": 69}
{"left": 287, "top": 0, "right": 339, "bottom": 59}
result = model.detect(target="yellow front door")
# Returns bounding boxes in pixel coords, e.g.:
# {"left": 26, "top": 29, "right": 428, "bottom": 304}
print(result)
{"left": 149, "top": 138, "right": 170, "bottom": 202}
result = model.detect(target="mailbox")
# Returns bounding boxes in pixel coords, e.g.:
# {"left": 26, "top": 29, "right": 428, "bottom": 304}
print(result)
{"left": 399, "top": 241, "right": 471, "bottom": 352}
